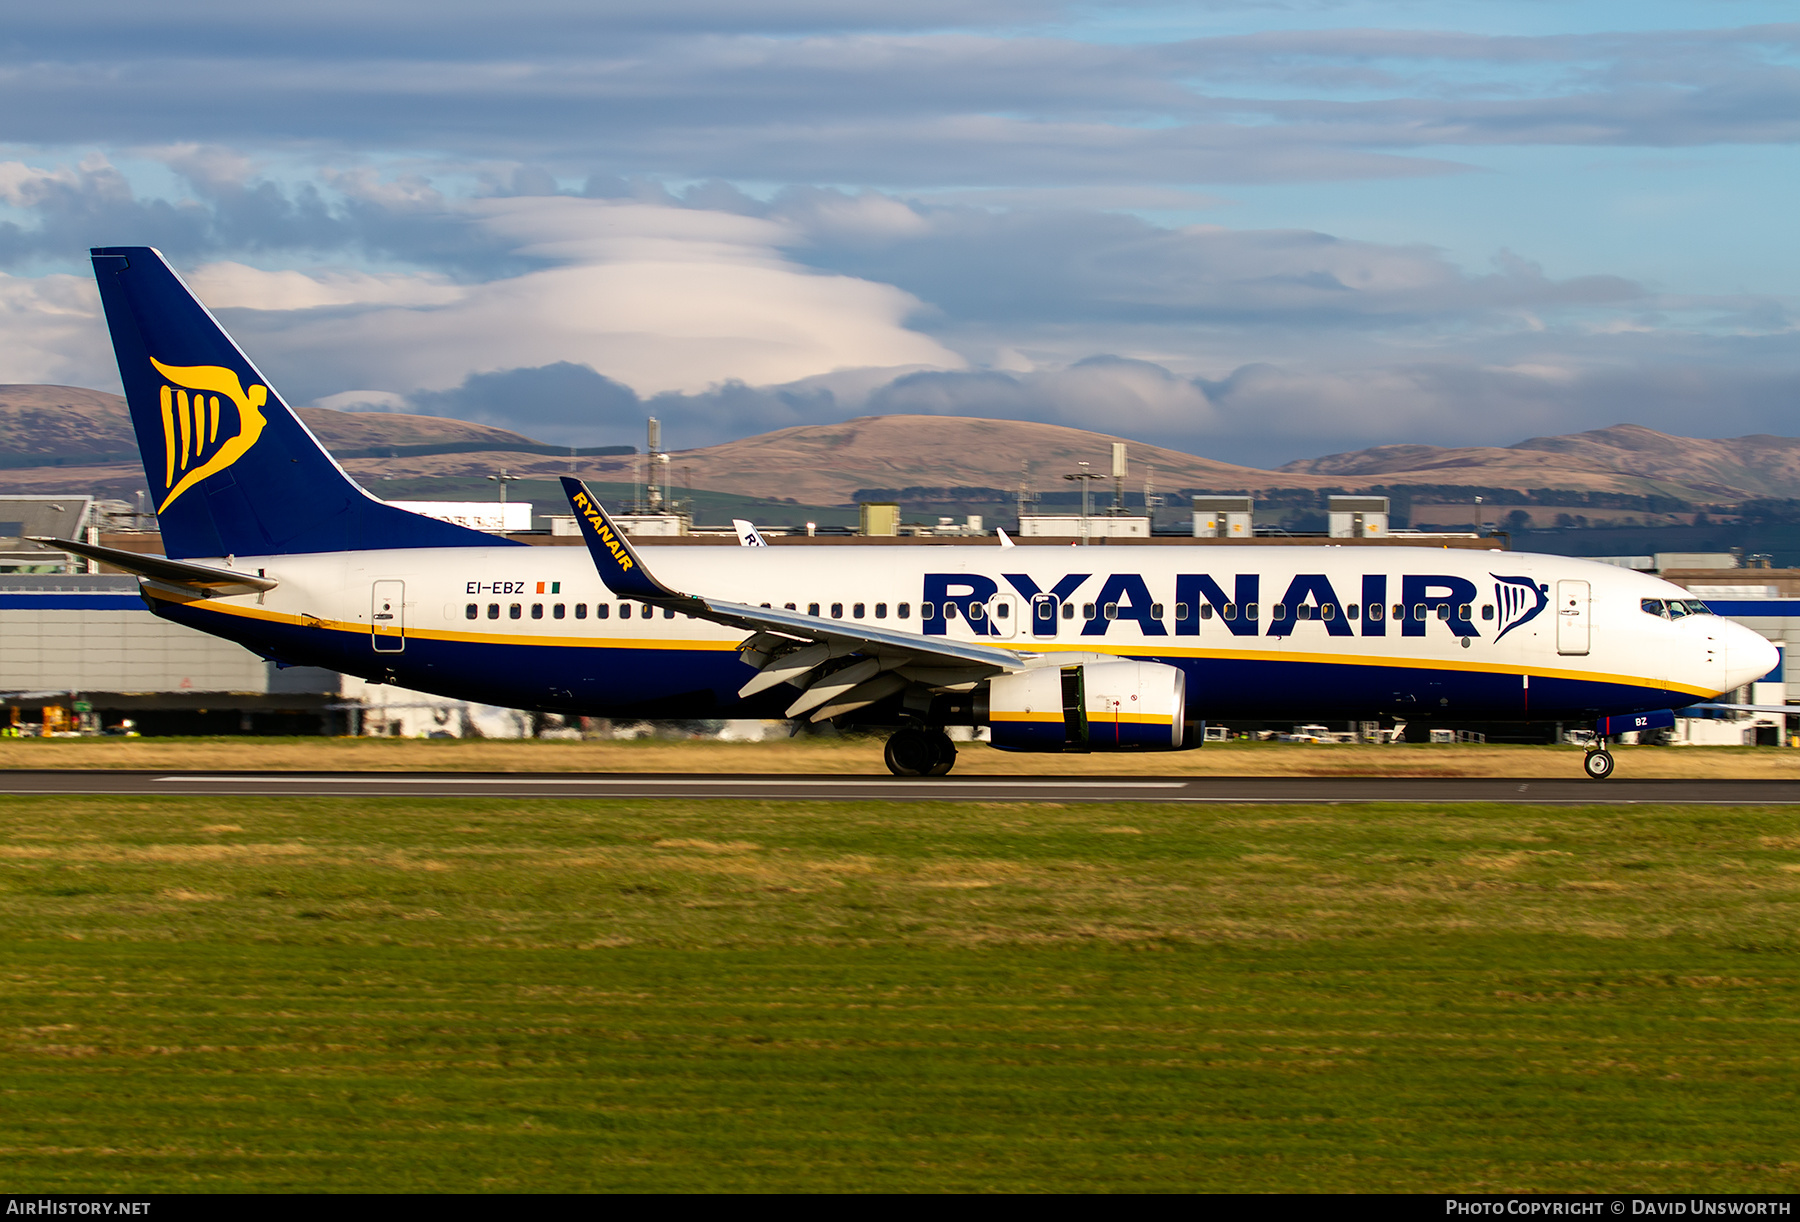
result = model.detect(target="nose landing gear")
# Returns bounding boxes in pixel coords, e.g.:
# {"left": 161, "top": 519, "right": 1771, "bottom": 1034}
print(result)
{"left": 884, "top": 727, "right": 958, "bottom": 777}
{"left": 1582, "top": 745, "right": 1615, "bottom": 780}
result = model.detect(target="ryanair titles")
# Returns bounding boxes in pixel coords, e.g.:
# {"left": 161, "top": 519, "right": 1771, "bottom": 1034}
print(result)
{"left": 924, "top": 571, "right": 1550, "bottom": 643}
{"left": 570, "top": 489, "right": 635, "bottom": 575}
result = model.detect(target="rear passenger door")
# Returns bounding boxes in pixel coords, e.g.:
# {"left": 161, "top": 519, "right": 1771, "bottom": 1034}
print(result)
{"left": 372, "top": 580, "right": 405, "bottom": 653}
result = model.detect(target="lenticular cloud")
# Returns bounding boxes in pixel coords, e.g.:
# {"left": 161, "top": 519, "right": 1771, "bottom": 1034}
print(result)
{"left": 218, "top": 196, "right": 964, "bottom": 401}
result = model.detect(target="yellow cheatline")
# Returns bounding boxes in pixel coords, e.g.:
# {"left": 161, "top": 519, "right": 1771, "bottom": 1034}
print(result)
{"left": 139, "top": 589, "right": 1704, "bottom": 697}
{"left": 142, "top": 588, "right": 742, "bottom": 652}
{"left": 989, "top": 711, "right": 1064, "bottom": 723}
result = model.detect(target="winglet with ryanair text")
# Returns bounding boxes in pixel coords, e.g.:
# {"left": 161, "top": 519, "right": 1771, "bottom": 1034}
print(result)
{"left": 560, "top": 476, "right": 690, "bottom": 603}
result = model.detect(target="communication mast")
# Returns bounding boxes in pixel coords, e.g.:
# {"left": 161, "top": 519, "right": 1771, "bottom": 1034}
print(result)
{"left": 644, "top": 417, "right": 665, "bottom": 513}
{"left": 1015, "top": 461, "right": 1038, "bottom": 527}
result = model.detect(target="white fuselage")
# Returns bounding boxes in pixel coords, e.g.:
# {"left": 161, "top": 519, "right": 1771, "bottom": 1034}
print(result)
{"left": 144, "top": 544, "right": 1775, "bottom": 725}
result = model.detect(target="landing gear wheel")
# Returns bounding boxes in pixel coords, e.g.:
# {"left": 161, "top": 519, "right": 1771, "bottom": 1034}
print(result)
{"left": 926, "top": 731, "right": 956, "bottom": 777}
{"left": 1583, "top": 749, "right": 1615, "bottom": 780}
{"left": 884, "top": 728, "right": 959, "bottom": 777}
{"left": 885, "top": 728, "right": 936, "bottom": 777}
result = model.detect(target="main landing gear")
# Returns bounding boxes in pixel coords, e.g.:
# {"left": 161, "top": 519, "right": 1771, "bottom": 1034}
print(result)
{"left": 1583, "top": 745, "right": 1615, "bottom": 780}
{"left": 885, "top": 727, "right": 957, "bottom": 777}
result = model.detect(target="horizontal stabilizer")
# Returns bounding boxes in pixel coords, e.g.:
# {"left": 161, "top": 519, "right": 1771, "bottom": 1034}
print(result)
{"left": 31, "top": 536, "right": 277, "bottom": 596}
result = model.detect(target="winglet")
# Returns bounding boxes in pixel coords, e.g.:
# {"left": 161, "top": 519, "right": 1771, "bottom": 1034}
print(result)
{"left": 560, "top": 476, "right": 685, "bottom": 601}
{"left": 732, "top": 518, "right": 769, "bottom": 547}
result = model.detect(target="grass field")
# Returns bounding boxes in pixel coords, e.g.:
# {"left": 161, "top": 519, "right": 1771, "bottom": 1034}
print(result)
{"left": 4, "top": 733, "right": 1798, "bottom": 778}
{"left": 3, "top": 793, "right": 1800, "bottom": 1191}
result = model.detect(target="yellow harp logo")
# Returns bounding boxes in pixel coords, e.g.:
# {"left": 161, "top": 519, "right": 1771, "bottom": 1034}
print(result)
{"left": 149, "top": 357, "right": 269, "bottom": 513}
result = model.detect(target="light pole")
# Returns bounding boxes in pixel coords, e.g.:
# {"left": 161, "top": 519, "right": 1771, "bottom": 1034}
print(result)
{"left": 1065, "top": 461, "right": 1102, "bottom": 546}
{"left": 487, "top": 468, "right": 522, "bottom": 504}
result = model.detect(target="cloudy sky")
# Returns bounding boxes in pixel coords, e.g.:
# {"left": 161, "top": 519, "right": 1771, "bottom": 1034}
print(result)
{"left": 1, "top": 0, "right": 1796, "bottom": 467}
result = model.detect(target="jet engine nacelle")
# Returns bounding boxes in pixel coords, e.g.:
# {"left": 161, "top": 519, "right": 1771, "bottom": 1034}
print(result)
{"left": 980, "top": 660, "right": 1194, "bottom": 752}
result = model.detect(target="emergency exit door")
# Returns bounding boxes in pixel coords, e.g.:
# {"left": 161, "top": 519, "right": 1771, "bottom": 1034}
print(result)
{"left": 1555, "top": 579, "right": 1589, "bottom": 656}
{"left": 372, "top": 580, "right": 406, "bottom": 653}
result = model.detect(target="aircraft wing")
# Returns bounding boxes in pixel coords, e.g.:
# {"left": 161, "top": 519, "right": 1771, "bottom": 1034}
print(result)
{"left": 29, "top": 536, "right": 277, "bottom": 597}
{"left": 560, "top": 477, "right": 1028, "bottom": 721}
{"left": 1688, "top": 703, "right": 1794, "bottom": 715}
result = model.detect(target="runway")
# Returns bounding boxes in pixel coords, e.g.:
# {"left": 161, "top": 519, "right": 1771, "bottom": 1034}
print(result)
{"left": 2, "top": 770, "right": 1796, "bottom": 803}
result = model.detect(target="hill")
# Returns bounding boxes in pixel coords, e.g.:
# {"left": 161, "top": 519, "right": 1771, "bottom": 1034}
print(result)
{"left": 6, "top": 384, "right": 1800, "bottom": 511}
{"left": 1278, "top": 424, "right": 1800, "bottom": 500}
{"left": 0, "top": 384, "right": 545, "bottom": 461}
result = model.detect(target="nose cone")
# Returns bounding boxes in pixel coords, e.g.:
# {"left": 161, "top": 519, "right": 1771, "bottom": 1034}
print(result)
{"left": 1720, "top": 621, "right": 1779, "bottom": 694}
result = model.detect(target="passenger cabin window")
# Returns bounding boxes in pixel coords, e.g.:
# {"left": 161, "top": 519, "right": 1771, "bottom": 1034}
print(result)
{"left": 1245, "top": 603, "right": 1259, "bottom": 621}
{"left": 831, "top": 603, "right": 843, "bottom": 618}
{"left": 995, "top": 602, "right": 1008, "bottom": 619}
{"left": 465, "top": 604, "right": 478, "bottom": 620}
{"left": 853, "top": 603, "right": 865, "bottom": 618}
{"left": 487, "top": 604, "right": 499, "bottom": 619}
{"left": 509, "top": 604, "right": 522, "bottom": 620}
{"left": 594, "top": 604, "right": 608, "bottom": 619}
{"left": 968, "top": 602, "right": 984, "bottom": 621}
{"left": 1150, "top": 603, "right": 1163, "bottom": 620}
{"left": 553, "top": 604, "right": 565, "bottom": 619}
{"left": 1083, "top": 603, "right": 1096, "bottom": 620}
{"left": 531, "top": 603, "right": 543, "bottom": 619}
{"left": 576, "top": 604, "right": 588, "bottom": 619}
{"left": 1036, "top": 601, "right": 1054, "bottom": 621}
{"left": 1393, "top": 603, "right": 1404, "bottom": 620}
{"left": 1436, "top": 605, "right": 1450, "bottom": 621}
{"left": 1223, "top": 604, "right": 1236, "bottom": 621}
{"left": 875, "top": 603, "right": 887, "bottom": 619}
{"left": 1367, "top": 604, "right": 1382, "bottom": 621}
{"left": 899, "top": 603, "right": 911, "bottom": 619}
{"left": 1271, "top": 604, "right": 1288, "bottom": 621}
{"left": 1062, "top": 603, "right": 1075, "bottom": 619}
{"left": 1103, "top": 603, "right": 1117, "bottom": 620}
{"left": 1457, "top": 604, "right": 1471, "bottom": 621}
{"left": 785, "top": 603, "right": 796, "bottom": 611}
{"left": 808, "top": 603, "right": 820, "bottom": 616}
{"left": 1410, "top": 604, "right": 1425, "bottom": 621}
{"left": 620, "top": 603, "right": 632, "bottom": 619}
{"left": 944, "top": 603, "right": 958, "bottom": 620}
{"left": 919, "top": 602, "right": 932, "bottom": 619}
{"left": 664, "top": 607, "right": 675, "bottom": 619}
{"left": 1481, "top": 604, "right": 1493, "bottom": 620}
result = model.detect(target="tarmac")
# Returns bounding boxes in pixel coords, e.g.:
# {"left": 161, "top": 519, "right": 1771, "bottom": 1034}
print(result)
{"left": 3, "top": 771, "right": 1796, "bottom": 803}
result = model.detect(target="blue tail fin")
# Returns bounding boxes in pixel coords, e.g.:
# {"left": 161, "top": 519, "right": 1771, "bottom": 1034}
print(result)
{"left": 90, "top": 246, "right": 518, "bottom": 558}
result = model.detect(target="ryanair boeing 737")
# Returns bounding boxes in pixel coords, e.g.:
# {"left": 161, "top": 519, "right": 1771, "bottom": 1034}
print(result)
{"left": 44, "top": 247, "right": 1777, "bottom": 779}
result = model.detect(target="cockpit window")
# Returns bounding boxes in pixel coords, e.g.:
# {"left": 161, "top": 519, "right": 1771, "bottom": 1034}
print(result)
{"left": 1641, "top": 598, "right": 1665, "bottom": 617}
{"left": 1680, "top": 599, "right": 1712, "bottom": 616}
{"left": 1666, "top": 599, "right": 1689, "bottom": 619}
